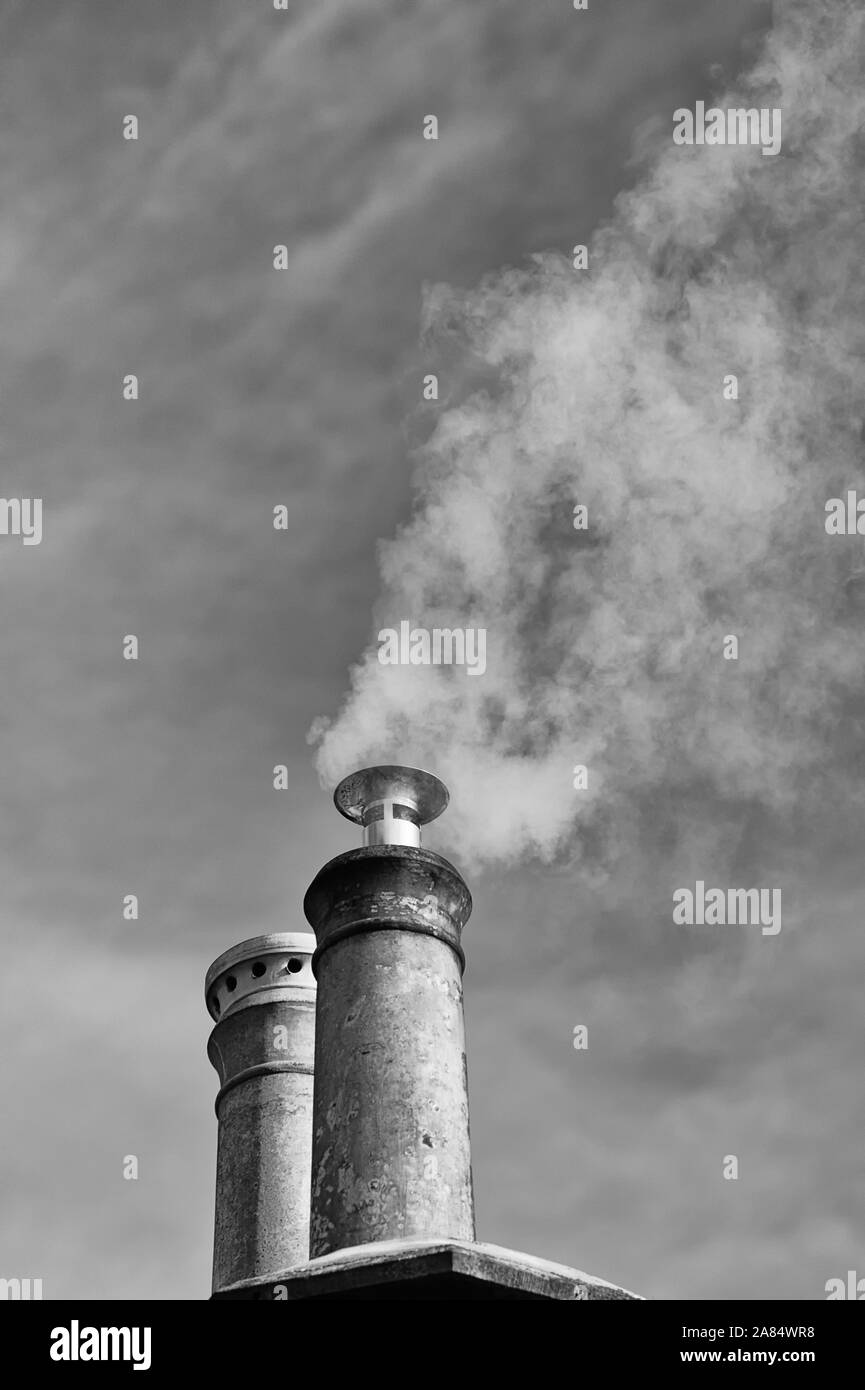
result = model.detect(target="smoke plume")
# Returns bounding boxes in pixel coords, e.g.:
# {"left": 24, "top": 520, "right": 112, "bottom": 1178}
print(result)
{"left": 312, "top": 0, "right": 865, "bottom": 872}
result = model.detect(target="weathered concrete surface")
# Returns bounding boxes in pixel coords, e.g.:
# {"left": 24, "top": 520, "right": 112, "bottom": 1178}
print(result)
{"left": 206, "top": 933, "right": 316, "bottom": 1293}
{"left": 304, "top": 847, "right": 474, "bottom": 1257}
{"left": 212, "top": 1238, "right": 644, "bottom": 1301}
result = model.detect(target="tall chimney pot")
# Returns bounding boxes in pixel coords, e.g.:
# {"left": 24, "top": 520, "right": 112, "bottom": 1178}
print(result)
{"left": 305, "top": 765, "right": 474, "bottom": 1257}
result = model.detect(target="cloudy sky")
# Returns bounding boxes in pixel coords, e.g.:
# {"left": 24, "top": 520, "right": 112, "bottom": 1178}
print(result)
{"left": 1, "top": 0, "right": 862, "bottom": 1302}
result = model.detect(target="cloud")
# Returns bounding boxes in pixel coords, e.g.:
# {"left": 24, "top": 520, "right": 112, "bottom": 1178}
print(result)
{"left": 314, "top": 0, "right": 865, "bottom": 878}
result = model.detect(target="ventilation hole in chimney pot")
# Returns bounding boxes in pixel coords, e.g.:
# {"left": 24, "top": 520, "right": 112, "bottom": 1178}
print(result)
{"left": 226, "top": 975, "right": 237, "bottom": 992}
{"left": 287, "top": 958, "right": 303, "bottom": 974}
{"left": 251, "top": 961, "right": 266, "bottom": 978}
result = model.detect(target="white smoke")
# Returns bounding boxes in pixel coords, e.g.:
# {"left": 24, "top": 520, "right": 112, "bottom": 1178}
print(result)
{"left": 311, "top": 0, "right": 865, "bottom": 872}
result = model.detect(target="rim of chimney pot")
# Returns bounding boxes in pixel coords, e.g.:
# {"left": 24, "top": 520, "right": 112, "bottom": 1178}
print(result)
{"left": 205, "top": 932, "right": 316, "bottom": 1020}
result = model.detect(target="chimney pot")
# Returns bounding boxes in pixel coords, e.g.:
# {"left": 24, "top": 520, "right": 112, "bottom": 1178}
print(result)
{"left": 306, "top": 767, "right": 474, "bottom": 1257}
{"left": 206, "top": 932, "right": 316, "bottom": 1292}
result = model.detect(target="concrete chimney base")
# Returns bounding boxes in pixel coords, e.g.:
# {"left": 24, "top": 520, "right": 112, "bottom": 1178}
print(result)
{"left": 210, "top": 1238, "right": 643, "bottom": 1301}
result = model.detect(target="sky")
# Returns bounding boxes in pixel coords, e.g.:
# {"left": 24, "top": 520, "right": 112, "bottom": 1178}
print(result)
{"left": 1, "top": 0, "right": 862, "bottom": 1301}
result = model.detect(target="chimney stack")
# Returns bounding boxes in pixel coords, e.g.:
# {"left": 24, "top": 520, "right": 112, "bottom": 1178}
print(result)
{"left": 205, "top": 932, "right": 316, "bottom": 1292}
{"left": 205, "top": 769, "right": 641, "bottom": 1300}
{"left": 304, "top": 765, "right": 474, "bottom": 1257}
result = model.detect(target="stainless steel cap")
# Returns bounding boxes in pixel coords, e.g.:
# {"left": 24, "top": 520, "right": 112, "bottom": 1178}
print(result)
{"left": 333, "top": 765, "right": 449, "bottom": 848}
